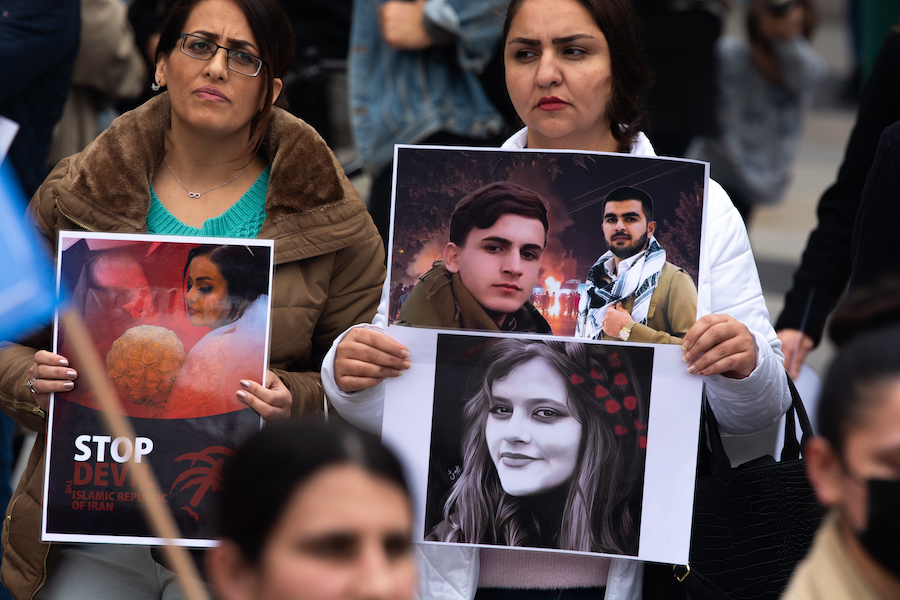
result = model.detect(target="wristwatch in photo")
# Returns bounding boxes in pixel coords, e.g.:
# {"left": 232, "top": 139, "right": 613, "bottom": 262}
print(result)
{"left": 619, "top": 320, "right": 636, "bottom": 341}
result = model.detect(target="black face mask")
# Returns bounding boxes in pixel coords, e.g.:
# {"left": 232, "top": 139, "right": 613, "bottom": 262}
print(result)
{"left": 856, "top": 479, "right": 900, "bottom": 579}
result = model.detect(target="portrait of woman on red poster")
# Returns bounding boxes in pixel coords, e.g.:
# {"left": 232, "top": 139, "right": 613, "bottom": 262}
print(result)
{"left": 165, "top": 243, "right": 271, "bottom": 418}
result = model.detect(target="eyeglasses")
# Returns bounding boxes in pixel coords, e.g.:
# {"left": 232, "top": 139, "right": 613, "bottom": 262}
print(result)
{"left": 178, "top": 33, "right": 267, "bottom": 77}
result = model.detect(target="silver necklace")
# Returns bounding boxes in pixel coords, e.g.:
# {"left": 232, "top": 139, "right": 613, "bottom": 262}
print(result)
{"left": 164, "top": 156, "right": 251, "bottom": 199}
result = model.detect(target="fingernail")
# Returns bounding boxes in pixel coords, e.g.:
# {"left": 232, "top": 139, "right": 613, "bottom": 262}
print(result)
{"left": 66, "top": 370, "right": 77, "bottom": 379}
{"left": 687, "top": 365, "right": 697, "bottom": 374}
{"left": 392, "top": 369, "right": 402, "bottom": 377}
{"left": 63, "top": 381, "right": 74, "bottom": 390}
{"left": 240, "top": 380, "right": 250, "bottom": 389}
{"left": 682, "top": 353, "right": 690, "bottom": 362}
{"left": 401, "top": 360, "right": 411, "bottom": 369}
{"left": 400, "top": 350, "right": 410, "bottom": 359}
{"left": 59, "top": 359, "right": 69, "bottom": 367}
{"left": 682, "top": 341, "right": 691, "bottom": 351}
{"left": 236, "top": 390, "right": 247, "bottom": 400}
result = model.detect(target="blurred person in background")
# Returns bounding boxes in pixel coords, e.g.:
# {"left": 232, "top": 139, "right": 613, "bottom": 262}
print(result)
{"left": 47, "top": 0, "right": 146, "bottom": 166}
{"left": 689, "top": 0, "right": 826, "bottom": 225}
{"left": 775, "top": 29, "right": 900, "bottom": 380}
{"left": 347, "top": 0, "right": 512, "bottom": 254}
{"left": 0, "top": 3, "right": 78, "bottom": 597}
{"left": 279, "top": 0, "right": 352, "bottom": 147}
{"left": 0, "top": 0, "right": 79, "bottom": 197}
{"left": 635, "top": 0, "right": 727, "bottom": 158}
{"left": 850, "top": 119, "right": 900, "bottom": 292}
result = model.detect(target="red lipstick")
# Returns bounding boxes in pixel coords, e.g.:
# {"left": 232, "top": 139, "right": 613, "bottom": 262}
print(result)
{"left": 536, "top": 96, "right": 568, "bottom": 111}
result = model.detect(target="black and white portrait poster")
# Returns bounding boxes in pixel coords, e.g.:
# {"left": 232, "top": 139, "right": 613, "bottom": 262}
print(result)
{"left": 382, "top": 327, "right": 703, "bottom": 564}
{"left": 43, "top": 232, "right": 274, "bottom": 546}
{"left": 386, "top": 145, "right": 709, "bottom": 341}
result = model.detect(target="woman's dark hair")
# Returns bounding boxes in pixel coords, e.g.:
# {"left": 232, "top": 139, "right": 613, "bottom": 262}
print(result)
{"left": 827, "top": 277, "right": 900, "bottom": 347}
{"left": 217, "top": 421, "right": 411, "bottom": 564}
{"left": 436, "top": 338, "right": 647, "bottom": 554}
{"left": 502, "top": 0, "right": 652, "bottom": 150}
{"left": 818, "top": 280, "right": 900, "bottom": 458}
{"left": 182, "top": 244, "right": 270, "bottom": 323}
{"left": 154, "top": 0, "right": 294, "bottom": 155}
{"left": 817, "top": 325, "right": 900, "bottom": 459}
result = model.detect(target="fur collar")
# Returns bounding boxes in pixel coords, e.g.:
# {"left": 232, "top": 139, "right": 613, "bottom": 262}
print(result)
{"left": 67, "top": 93, "right": 357, "bottom": 230}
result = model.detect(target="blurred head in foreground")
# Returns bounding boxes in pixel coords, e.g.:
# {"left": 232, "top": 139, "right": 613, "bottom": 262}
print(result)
{"left": 207, "top": 421, "right": 417, "bottom": 600}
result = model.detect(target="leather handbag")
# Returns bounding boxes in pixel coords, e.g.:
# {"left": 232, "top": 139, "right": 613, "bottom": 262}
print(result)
{"left": 644, "top": 376, "right": 825, "bottom": 600}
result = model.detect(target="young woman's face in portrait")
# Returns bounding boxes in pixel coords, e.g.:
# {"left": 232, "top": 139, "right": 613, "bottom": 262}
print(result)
{"left": 485, "top": 357, "right": 583, "bottom": 496}
{"left": 504, "top": 0, "right": 616, "bottom": 152}
{"left": 250, "top": 465, "right": 417, "bottom": 600}
{"left": 186, "top": 255, "right": 232, "bottom": 329}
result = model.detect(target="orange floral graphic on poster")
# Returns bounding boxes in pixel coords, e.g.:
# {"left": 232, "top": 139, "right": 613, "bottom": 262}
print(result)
{"left": 106, "top": 326, "right": 186, "bottom": 415}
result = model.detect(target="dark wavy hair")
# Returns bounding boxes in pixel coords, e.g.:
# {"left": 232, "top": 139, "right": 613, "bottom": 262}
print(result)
{"left": 435, "top": 338, "right": 647, "bottom": 554}
{"left": 217, "top": 421, "right": 411, "bottom": 564}
{"left": 182, "top": 244, "right": 270, "bottom": 324}
{"left": 817, "top": 325, "right": 900, "bottom": 460}
{"left": 502, "top": 0, "right": 652, "bottom": 150}
{"left": 154, "top": 0, "right": 294, "bottom": 155}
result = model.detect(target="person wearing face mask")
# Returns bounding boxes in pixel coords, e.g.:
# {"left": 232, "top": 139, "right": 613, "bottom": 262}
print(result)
{"left": 782, "top": 323, "right": 900, "bottom": 599}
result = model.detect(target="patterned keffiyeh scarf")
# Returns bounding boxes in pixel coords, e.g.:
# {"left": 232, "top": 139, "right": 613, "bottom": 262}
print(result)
{"left": 576, "top": 237, "right": 666, "bottom": 339}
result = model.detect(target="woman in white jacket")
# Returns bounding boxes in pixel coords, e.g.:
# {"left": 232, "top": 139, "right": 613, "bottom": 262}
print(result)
{"left": 323, "top": 0, "right": 790, "bottom": 597}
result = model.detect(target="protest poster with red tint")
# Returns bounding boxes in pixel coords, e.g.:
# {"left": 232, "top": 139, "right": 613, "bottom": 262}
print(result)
{"left": 42, "top": 232, "right": 274, "bottom": 546}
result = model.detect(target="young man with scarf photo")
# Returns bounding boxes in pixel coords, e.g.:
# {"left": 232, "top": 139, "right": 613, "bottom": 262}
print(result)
{"left": 577, "top": 186, "right": 697, "bottom": 344}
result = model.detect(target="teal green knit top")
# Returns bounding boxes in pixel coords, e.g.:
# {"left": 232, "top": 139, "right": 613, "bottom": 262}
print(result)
{"left": 147, "top": 166, "right": 270, "bottom": 237}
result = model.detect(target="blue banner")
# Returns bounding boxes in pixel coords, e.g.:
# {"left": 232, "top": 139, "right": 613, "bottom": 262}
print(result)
{"left": 0, "top": 159, "right": 58, "bottom": 341}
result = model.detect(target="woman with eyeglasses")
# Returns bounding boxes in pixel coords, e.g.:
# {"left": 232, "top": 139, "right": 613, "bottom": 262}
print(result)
{"left": 0, "top": 0, "right": 384, "bottom": 597}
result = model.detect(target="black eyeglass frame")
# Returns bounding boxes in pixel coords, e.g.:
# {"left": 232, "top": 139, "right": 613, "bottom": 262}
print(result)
{"left": 178, "top": 33, "right": 268, "bottom": 77}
